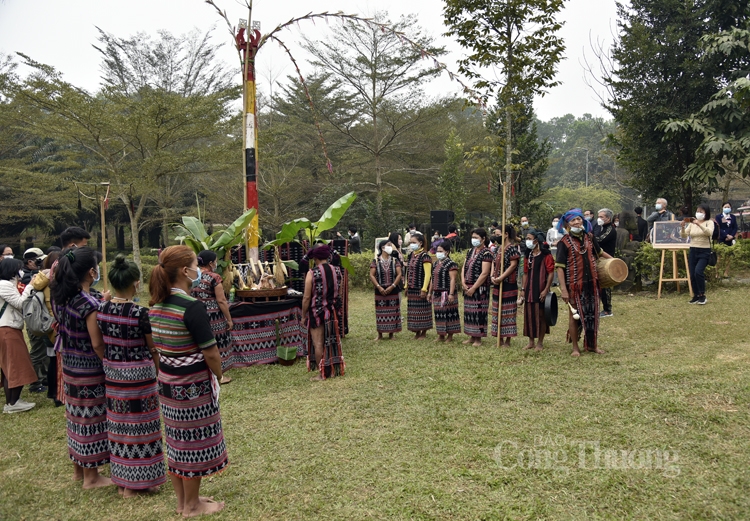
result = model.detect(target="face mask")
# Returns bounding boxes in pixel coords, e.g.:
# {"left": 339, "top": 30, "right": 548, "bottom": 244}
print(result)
{"left": 614, "top": 221, "right": 619, "bottom": 227}
{"left": 521, "top": 222, "right": 529, "bottom": 228}
{"left": 132, "top": 296, "right": 140, "bottom": 303}
{"left": 471, "top": 238, "right": 481, "bottom": 248}
{"left": 585, "top": 216, "right": 592, "bottom": 221}
{"left": 525, "top": 240, "right": 535, "bottom": 250}
{"left": 92, "top": 267, "right": 100, "bottom": 286}
{"left": 384, "top": 246, "right": 393, "bottom": 255}
{"left": 570, "top": 226, "right": 583, "bottom": 234}
{"left": 695, "top": 212, "right": 705, "bottom": 220}
{"left": 409, "top": 243, "right": 419, "bottom": 251}
{"left": 188, "top": 267, "right": 202, "bottom": 288}
{"left": 723, "top": 208, "right": 731, "bottom": 214}
{"left": 552, "top": 220, "right": 559, "bottom": 227}
{"left": 3, "top": 255, "right": 13, "bottom": 259}
{"left": 436, "top": 252, "right": 446, "bottom": 261}
{"left": 655, "top": 203, "right": 663, "bottom": 211}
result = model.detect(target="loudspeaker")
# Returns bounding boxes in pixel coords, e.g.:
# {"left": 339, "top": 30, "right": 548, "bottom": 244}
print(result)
{"left": 430, "top": 222, "right": 451, "bottom": 236}
{"left": 430, "top": 210, "right": 455, "bottom": 224}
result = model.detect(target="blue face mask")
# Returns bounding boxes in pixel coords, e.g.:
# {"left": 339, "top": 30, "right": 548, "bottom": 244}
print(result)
{"left": 409, "top": 243, "right": 420, "bottom": 251}
{"left": 92, "top": 267, "right": 100, "bottom": 286}
{"left": 471, "top": 238, "right": 481, "bottom": 248}
{"left": 723, "top": 207, "right": 731, "bottom": 214}
{"left": 188, "top": 267, "right": 202, "bottom": 289}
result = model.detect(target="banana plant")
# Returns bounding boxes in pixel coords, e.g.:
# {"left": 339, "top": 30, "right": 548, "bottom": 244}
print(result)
{"left": 174, "top": 208, "right": 257, "bottom": 273}
{"left": 263, "top": 191, "right": 357, "bottom": 273}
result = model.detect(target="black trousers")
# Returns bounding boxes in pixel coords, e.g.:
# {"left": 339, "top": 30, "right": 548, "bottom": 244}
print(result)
{"left": 600, "top": 287, "right": 612, "bottom": 313}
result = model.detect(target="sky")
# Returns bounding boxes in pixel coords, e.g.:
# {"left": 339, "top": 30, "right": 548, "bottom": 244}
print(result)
{"left": 0, "top": 0, "right": 621, "bottom": 121}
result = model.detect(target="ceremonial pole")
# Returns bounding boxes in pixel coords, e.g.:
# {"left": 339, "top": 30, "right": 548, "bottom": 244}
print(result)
{"left": 98, "top": 182, "right": 110, "bottom": 294}
{"left": 238, "top": 3, "right": 261, "bottom": 261}
{"left": 496, "top": 173, "right": 507, "bottom": 349}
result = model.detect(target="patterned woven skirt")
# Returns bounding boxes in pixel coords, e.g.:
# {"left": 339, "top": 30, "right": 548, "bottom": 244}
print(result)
{"left": 208, "top": 308, "right": 234, "bottom": 371}
{"left": 491, "top": 282, "right": 518, "bottom": 337}
{"left": 406, "top": 288, "right": 433, "bottom": 332}
{"left": 374, "top": 292, "right": 402, "bottom": 333}
{"left": 158, "top": 356, "right": 228, "bottom": 479}
{"left": 523, "top": 301, "right": 550, "bottom": 339}
{"left": 104, "top": 359, "right": 166, "bottom": 490}
{"left": 432, "top": 292, "right": 461, "bottom": 335}
{"left": 464, "top": 286, "right": 490, "bottom": 337}
{"left": 62, "top": 351, "right": 109, "bottom": 468}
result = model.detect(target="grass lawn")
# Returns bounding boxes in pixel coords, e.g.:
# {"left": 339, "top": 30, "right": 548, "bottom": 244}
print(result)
{"left": 2, "top": 286, "right": 750, "bottom": 520}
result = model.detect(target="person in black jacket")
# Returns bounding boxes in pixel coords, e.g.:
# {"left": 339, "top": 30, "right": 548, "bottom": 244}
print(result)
{"left": 595, "top": 208, "right": 617, "bottom": 318}
{"left": 634, "top": 207, "right": 649, "bottom": 242}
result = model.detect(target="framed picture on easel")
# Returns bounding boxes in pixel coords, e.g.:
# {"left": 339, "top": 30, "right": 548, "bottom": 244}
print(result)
{"left": 651, "top": 221, "right": 691, "bottom": 249}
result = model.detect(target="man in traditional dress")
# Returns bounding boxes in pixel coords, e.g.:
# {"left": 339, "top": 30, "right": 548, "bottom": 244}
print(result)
{"left": 555, "top": 209, "right": 612, "bottom": 356}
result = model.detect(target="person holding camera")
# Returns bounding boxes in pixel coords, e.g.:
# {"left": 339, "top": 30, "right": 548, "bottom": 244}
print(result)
{"left": 681, "top": 204, "right": 715, "bottom": 305}
{"left": 21, "top": 248, "right": 49, "bottom": 393}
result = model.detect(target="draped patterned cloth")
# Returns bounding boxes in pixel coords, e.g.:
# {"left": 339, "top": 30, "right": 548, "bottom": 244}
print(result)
{"left": 307, "top": 263, "right": 345, "bottom": 379}
{"left": 371, "top": 256, "right": 402, "bottom": 334}
{"left": 523, "top": 251, "right": 555, "bottom": 338}
{"left": 491, "top": 244, "right": 521, "bottom": 338}
{"left": 556, "top": 233, "right": 601, "bottom": 351}
{"left": 431, "top": 258, "right": 460, "bottom": 335}
{"left": 463, "top": 247, "right": 493, "bottom": 337}
{"left": 54, "top": 291, "right": 109, "bottom": 469}
{"left": 98, "top": 301, "right": 166, "bottom": 490}
{"left": 406, "top": 251, "right": 433, "bottom": 332}
{"left": 191, "top": 271, "right": 234, "bottom": 371}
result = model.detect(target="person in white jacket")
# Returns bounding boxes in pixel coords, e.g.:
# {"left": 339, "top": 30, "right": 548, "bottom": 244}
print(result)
{"left": 0, "top": 257, "right": 37, "bottom": 413}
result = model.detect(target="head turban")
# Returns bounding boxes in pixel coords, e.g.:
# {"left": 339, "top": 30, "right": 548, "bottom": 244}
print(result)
{"left": 307, "top": 244, "right": 331, "bottom": 260}
{"left": 558, "top": 208, "right": 591, "bottom": 234}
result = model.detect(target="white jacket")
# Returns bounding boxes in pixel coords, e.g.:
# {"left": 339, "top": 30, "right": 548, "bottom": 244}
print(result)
{"left": 0, "top": 279, "right": 32, "bottom": 329}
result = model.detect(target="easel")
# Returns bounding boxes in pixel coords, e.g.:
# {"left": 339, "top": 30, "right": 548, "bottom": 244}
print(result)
{"left": 657, "top": 249, "right": 692, "bottom": 299}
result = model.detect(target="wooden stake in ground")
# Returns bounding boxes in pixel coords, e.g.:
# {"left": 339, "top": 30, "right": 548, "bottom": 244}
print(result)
{"left": 496, "top": 176, "right": 507, "bottom": 349}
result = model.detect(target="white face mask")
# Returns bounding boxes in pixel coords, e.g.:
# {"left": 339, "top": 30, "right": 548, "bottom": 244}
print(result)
{"left": 521, "top": 221, "right": 529, "bottom": 228}
{"left": 3, "top": 255, "right": 13, "bottom": 259}
{"left": 597, "top": 218, "right": 605, "bottom": 226}
{"left": 570, "top": 226, "right": 583, "bottom": 234}
{"left": 409, "top": 243, "right": 419, "bottom": 251}
{"left": 695, "top": 212, "right": 705, "bottom": 220}
{"left": 471, "top": 238, "right": 481, "bottom": 248}
{"left": 655, "top": 203, "right": 663, "bottom": 211}
{"left": 384, "top": 246, "right": 393, "bottom": 255}
{"left": 525, "top": 239, "right": 535, "bottom": 250}
{"left": 436, "top": 252, "right": 446, "bottom": 261}
{"left": 552, "top": 220, "right": 559, "bottom": 227}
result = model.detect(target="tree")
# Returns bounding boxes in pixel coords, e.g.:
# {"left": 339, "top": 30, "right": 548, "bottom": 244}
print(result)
{"left": 437, "top": 129, "right": 468, "bottom": 219}
{"left": 603, "top": 0, "right": 746, "bottom": 211}
{"left": 4, "top": 29, "right": 241, "bottom": 269}
{"left": 302, "top": 11, "right": 447, "bottom": 222}
{"left": 444, "top": 0, "right": 565, "bottom": 215}
{"left": 661, "top": 17, "right": 750, "bottom": 193}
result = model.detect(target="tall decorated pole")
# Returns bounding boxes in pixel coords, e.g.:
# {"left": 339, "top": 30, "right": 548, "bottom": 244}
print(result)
{"left": 236, "top": 13, "right": 261, "bottom": 261}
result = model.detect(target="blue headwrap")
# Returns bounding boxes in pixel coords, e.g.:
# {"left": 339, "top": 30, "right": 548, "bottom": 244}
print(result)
{"left": 558, "top": 208, "right": 592, "bottom": 234}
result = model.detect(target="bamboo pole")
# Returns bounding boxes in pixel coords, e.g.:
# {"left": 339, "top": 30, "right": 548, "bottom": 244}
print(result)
{"left": 496, "top": 175, "right": 507, "bottom": 349}
{"left": 99, "top": 190, "right": 109, "bottom": 294}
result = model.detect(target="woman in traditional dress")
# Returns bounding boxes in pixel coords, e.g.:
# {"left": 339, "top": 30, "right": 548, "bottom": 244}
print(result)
{"left": 149, "top": 246, "right": 227, "bottom": 517}
{"left": 490, "top": 225, "right": 521, "bottom": 347}
{"left": 429, "top": 240, "right": 460, "bottom": 342}
{"left": 461, "top": 228, "right": 493, "bottom": 346}
{"left": 192, "top": 251, "right": 234, "bottom": 382}
{"left": 302, "top": 245, "right": 345, "bottom": 380}
{"left": 520, "top": 230, "right": 555, "bottom": 351}
{"left": 0, "top": 258, "right": 37, "bottom": 413}
{"left": 98, "top": 254, "right": 166, "bottom": 497}
{"left": 556, "top": 209, "right": 612, "bottom": 356}
{"left": 369, "top": 240, "right": 402, "bottom": 341}
{"left": 50, "top": 247, "right": 112, "bottom": 489}
{"left": 405, "top": 232, "right": 433, "bottom": 340}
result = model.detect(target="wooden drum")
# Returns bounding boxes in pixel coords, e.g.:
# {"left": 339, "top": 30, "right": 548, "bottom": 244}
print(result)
{"left": 597, "top": 258, "right": 628, "bottom": 288}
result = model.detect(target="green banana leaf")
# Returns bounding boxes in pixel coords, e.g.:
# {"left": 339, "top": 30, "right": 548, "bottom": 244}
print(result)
{"left": 263, "top": 218, "right": 311, "bottom": 249}
{"left": 181, "top": 216, "right": 208, "bottom": 243}
{"left": 212, "top": 208, "right": 257, "bottom": 250}
{"left": 338, "top": 255, "right": 353, "bottom": 274}
{"left": 281, "top": 260, "right": 299, "bottom": 271}
{"left": 311, "top": 192, "right": 357, "bottom": 237}
{"left": 182, "top": 236, "right": 204, "bottom": 254}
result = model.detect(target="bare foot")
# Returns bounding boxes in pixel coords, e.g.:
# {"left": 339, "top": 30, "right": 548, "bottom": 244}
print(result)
{"left": 524, "top": 343, "right": 535, "bottom": 350}
{"left": 374, "top": 335, "right": 382, "bottom": 341}
{"left": 73, "top": 466, "right": 84, "bottom": 482}
{"left": 446, "top": 335, "right": 453, "bottom": 342}
{"left": 472, "top": 341, "right": 482, "bottom": 347}
{"left": 590, "top": 348, "right": 605, "bottom": 354}
{"left": 82, "top": 474, "right": 113, "bottom": 490}
{"left": 462, "top": 339, "right": 472, "bottom": 345}
{"left": 219, "top": 376, "right": 232, "bottom": 385}
{"left": 415, "top": 335, "right": 427, "bottom": 341}
{"left": 177, "top": 497, "right": 214, "bottom": 515}
{"left": 310, "top": 374, "right": 324, "bottom": 381}
{"left": 571, "top": 349, "right": 581, "bottom": 357}
{"left": 183, "top": 497, "right": 225, "bottom": 518}
{"left": 534, "top": 344, "right": 543, "bottom": 351}
{"left": 414, "top": 334, "right": 420, "bottom": 340}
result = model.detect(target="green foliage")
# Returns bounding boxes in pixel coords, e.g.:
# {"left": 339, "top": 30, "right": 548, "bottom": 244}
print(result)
{"left": 437, "top": 130, "right": 467, "bottom": 220}
{"left": 661, "top": 21, "right": 750, "bottom": 187}
{"left": 174, "top": 208, "right": 256, "bottom": 270}
{"left": 532, "top": 185, "right": 622, "bottom": 227}
{"left": 605, "top": 0, "right": 747, "bottom": 210}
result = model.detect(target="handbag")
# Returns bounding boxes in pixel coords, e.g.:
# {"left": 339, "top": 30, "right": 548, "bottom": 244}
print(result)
{"left": 708, "top": 235, "right": 718, "bottom": 267}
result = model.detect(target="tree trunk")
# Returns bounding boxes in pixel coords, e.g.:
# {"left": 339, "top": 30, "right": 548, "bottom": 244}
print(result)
{"left": 116, "top": 225, "right": 125, "bottom": 251}
{"left": 120, "top": 192, "right": 145, "bottom": 280}
{"left": 505, "top": 106, "right": 513, "bottom": 219}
